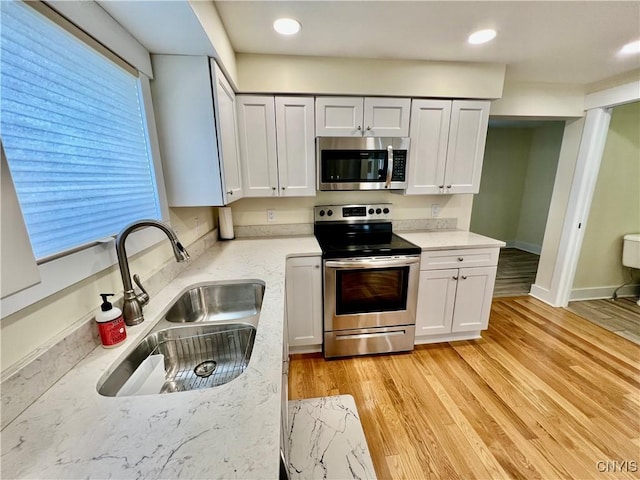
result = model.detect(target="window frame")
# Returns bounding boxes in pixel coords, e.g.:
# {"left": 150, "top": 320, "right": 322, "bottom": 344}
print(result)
{"left": 1, "top": 2, "right": 171, "bottom": 317}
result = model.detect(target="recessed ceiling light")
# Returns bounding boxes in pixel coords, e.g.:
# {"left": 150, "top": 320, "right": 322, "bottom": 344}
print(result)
{"left": 619, "top": 39, "right": 640, "bottom": 55}
{"left": 468, "top": 29, "right": 497, "bottom": 45}
{"left": 273, "top": 18, "right": 301, "bottom": 36}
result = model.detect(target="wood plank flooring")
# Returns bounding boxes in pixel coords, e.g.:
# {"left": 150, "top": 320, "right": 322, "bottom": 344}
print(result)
{"left": 494, "top": 248, "right": 540, "bottom": 297}
{"left": 566, "top": 297, "right": 640, "bottom": 345}
{"left": 289, "top": 296, "right": 640, "bottom": 480}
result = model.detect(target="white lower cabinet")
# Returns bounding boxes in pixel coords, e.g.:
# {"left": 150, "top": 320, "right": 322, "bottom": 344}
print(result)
{"left": 415, "top": 248, "right": 498, "bottom": 341}
{"left": 285, "top": 256, "right": 323, "bottom": 352}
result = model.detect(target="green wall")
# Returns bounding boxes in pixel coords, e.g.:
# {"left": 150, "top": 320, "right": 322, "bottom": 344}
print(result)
{"left": 573, "top": 102, "right": 640, "bottom": 294}
{"left": 470, "top": 127, "right": 531, "bottom": 241}
{"left": 471, "top": 122, "right": 564, "bottom": 252}
{"left": 516, "top": 124, "right": 566, "bottom": 251}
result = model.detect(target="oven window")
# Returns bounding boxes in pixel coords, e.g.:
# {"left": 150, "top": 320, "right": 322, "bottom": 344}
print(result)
{"left": 336, "top": 267, "right": 408, "bottom": 315}
{"left": 321, "top": 150, "right": 387, "bottom": 183}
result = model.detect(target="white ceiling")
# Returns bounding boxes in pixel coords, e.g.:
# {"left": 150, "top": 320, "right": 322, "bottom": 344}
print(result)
{"left": 97, "top": 1, "right": 640, "bottom": 87}
{"left": 214, "top": 1, "right": 640, "bottom": 85}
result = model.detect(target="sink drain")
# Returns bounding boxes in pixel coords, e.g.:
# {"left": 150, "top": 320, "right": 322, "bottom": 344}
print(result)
{"left": 194, "top": 360, "right": 217, "bottom": 378}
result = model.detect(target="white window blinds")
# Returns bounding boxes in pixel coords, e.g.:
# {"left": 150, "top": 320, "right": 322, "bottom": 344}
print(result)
{"left": 0, "top": 0, "right": 161, "bottom": 260}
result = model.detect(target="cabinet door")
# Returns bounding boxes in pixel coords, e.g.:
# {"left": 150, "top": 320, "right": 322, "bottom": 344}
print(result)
{"left": 151, "top": 55, "right": 224, "bottom": 206}
{"left": 415, "top": 269, "right": 458, "bottom": 336}
{"left": 363, "top": 97, "right": 411, "bottom": 137}
{"left": 451, "top": 266, "right": 496, "bottom": 332}
{"left": 211, "top": 61, "right": 242, "bottom": 204}
{"left": 443, "top": 100, "right": 490, "bottom": 194}
{"left": 236, "top": 96, "right": 279, "bottom": 197}
{"left": 406, "top": 99, "right": 451, "bottom": 195}
{"left": 286, "top": 256, "right": 323, "bottom": 347}
{"left": 275, "top": 97, "right": 316, "bottom": 197}
{"left": 315, "top": 97, "right": 363, "bottom": 136}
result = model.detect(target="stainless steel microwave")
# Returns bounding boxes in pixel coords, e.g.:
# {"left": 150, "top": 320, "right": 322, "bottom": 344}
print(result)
{"left": 317, "top": 137, "right": 410, "bottom": 191}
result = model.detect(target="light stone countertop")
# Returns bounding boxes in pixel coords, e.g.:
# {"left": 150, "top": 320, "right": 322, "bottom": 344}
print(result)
{"left": 0, "top": 230, "right": 503, "bottom": 479}
{"left": 398, "top": 230, "right": 506, "bottom": 250}
{"left": 0, "top": 236, "right": 321, "bottom": 480}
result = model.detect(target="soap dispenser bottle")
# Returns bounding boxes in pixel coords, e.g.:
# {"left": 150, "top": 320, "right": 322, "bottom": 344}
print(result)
{"left": 96, "top": 293, "right": 127, "bottom": 348}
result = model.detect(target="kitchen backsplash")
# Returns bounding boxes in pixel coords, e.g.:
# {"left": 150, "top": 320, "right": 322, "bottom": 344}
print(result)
{"left": 234, "top": 218, "right": 457, "bottom": 238}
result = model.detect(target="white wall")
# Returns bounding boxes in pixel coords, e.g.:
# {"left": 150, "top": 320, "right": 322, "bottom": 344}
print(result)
{"left": 230, "top": 193, "right": 474, "bottom": 231}
{"left": 533, "top": 118, "right": 585, "bottom": 292}
{"left": 236, "top": 53, "right": 505, "bottom": 98}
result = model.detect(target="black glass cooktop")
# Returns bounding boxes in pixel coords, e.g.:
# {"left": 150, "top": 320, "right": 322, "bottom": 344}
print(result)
{"left": 315, "top": 230, "right": 421, "bottom": 259}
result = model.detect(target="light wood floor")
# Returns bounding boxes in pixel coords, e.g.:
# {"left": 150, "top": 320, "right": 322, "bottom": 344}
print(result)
{"left": 289, "top": 296, "right": 640, "bottom": 480}
{"left": 566, "top": 297, "right": 640, "bottom": 345}
{"left": 494, "top": 248, "right": 540, "bottom": 297}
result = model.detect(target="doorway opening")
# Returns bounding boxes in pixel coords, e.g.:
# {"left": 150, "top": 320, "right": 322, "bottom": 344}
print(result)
{"left": 470, "top": 119, "right": 565, "bottom": 297}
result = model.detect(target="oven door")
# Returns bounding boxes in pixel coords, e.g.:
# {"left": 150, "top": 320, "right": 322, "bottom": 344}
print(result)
{"left": 323, "top": 255, "right": 420, "bottom": 332}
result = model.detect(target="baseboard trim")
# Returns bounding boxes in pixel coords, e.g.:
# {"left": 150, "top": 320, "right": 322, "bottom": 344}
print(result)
{"left": 569, "top": 284, "right": 640, "bottom": 301}
{"left": 415, "top": 331, "right": 482, "bottom": 345}
{"left": 529, "top": 284, "right": 560, "bottom": 307}
{"left": 512, "top": 241, "right": 542, "bottom": 255}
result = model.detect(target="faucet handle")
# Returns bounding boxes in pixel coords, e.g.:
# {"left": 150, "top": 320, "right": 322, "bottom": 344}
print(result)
{"left": 132, "top": 274, "right": 150, "bottom": 306}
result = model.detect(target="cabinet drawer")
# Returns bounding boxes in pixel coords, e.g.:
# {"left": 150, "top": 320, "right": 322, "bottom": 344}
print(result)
{"left": 420, "top": 248, "right": 499, "bottom": 270}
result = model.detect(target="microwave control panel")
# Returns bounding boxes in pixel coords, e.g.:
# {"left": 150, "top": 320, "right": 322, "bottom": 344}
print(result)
{"left": 391, "top": 150, "right": 407, "bottom": 181}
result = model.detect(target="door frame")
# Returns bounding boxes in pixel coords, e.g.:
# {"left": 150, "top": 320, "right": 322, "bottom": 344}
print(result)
{"left": 531, "top": 80, "right": 640, "bottom": 307}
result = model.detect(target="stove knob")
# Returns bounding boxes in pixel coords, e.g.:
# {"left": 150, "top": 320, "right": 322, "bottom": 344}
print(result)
{"left": 319, "top": 210, "right": 325, "bottom": 217}
{"left": 376, "top": 208, "right": 382, "bottom": 214}
{"left": 383, "top": 207, "right": 390, "bottom": 214}
{"left": 327, "top": 209, "right": 333, "bottom": 217}
{"left": 368, "top": 208, "right": 374, "bottom": 215}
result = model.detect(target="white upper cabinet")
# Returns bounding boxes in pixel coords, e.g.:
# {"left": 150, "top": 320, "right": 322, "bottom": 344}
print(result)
{"left": 211, "top": 61, "right": 243, "bottom": 202}
{"left": 236, "top": 96, "right": 278, "bottom": 197}
{"left": 151, "top": 55, "right": 242, "bottom": 206}
{"left": 407, "top": 99, "right": 490, "bottom": 195}
{"left": 275, "top": 97, "right": 316, "bottom": 197}
{"left": 315, "top": 97, "right": 410, "bottom": 137}
{"left": 237, "top": 95, "right": 316, "bottom": 197}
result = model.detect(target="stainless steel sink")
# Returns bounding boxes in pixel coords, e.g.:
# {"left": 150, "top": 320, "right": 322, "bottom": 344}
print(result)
{"left": 98, "top": 323, "right": 256, "bottom": 396}
{"left": 98, "top": 280, "right": 265, "bottom": 397}
{"left": 165, "top": 281, "right": 265, "bottom": 323}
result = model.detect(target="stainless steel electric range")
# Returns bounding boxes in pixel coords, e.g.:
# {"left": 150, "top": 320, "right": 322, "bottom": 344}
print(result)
{"left": 314, "top": 204, "right": 421, "bottom": 358}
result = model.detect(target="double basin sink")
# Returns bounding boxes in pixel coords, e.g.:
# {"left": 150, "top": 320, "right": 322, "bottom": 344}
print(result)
{"left": 98, "top": 280, "right": 265, "bottom": 397}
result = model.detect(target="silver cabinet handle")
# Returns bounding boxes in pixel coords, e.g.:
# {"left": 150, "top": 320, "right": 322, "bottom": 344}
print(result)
{"left": 447, "top": 185, "right": 452, "bottom": 189}
{"left": 366, "top": 126, "right": 371, "bottom": 131}
{"left": 272, "top": 187, "right": 276, "bottom": 190}
{"left": 438, "top": 185, "right": 444, "bottom": 189}
{"left": 461, "top": 275, "right": 467, "bottom": 280}
{"left": 356, "top": 125, "right": 362, "bottom": 131}
{"left": 281, "top": 186, "right": 285, "bottom": 190}
{"left": 227, "top": 190, "right": 233, "bottom": 195}
{"left": 452, "top": 276, "right": 458, "bottom": 280}
{"left": 458, "top": 257, "right": 464, "bottom": 262}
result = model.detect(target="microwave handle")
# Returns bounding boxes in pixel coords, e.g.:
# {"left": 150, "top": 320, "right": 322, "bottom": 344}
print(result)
{"left": 385, "top": 145, "right": 393, "bottom": 188}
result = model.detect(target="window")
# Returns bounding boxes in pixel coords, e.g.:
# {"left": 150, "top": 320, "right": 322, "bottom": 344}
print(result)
{"left": 0, "top": 0, "right": 161, "bottom": 261}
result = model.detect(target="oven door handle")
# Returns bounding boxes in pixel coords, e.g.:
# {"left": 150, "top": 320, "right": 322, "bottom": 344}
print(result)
{"left": 325, "top": 256, "right": 420, "bottom": 269}
{"left": 385, "top": 145, "right": 393, "bottom": 188}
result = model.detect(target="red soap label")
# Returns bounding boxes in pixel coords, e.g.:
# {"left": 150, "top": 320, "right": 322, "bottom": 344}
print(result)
{"left": 98, "top": 315, "right": 127, "bottom": 347}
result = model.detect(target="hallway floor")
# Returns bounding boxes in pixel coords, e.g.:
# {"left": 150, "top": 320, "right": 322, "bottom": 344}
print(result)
{"left": 566, "top": 297, "right": 640, "bottom": 345}
{"left": 493, "top": 248, "right": 539, "bottom": 297}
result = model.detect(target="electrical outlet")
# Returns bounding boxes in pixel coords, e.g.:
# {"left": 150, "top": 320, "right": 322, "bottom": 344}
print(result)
{"left": 431, "top": 204, "right": 442, "bottom": 218}
{"left": 267, "top": 209, "right": 276, "bottom": 223}
{"left": 194, "top": 216, "right": 200, "bottom": 236}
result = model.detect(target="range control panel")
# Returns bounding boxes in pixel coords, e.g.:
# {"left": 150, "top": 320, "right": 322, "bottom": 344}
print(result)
{"left": 314, "top": 204, "right": 392, "bottom": 222}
